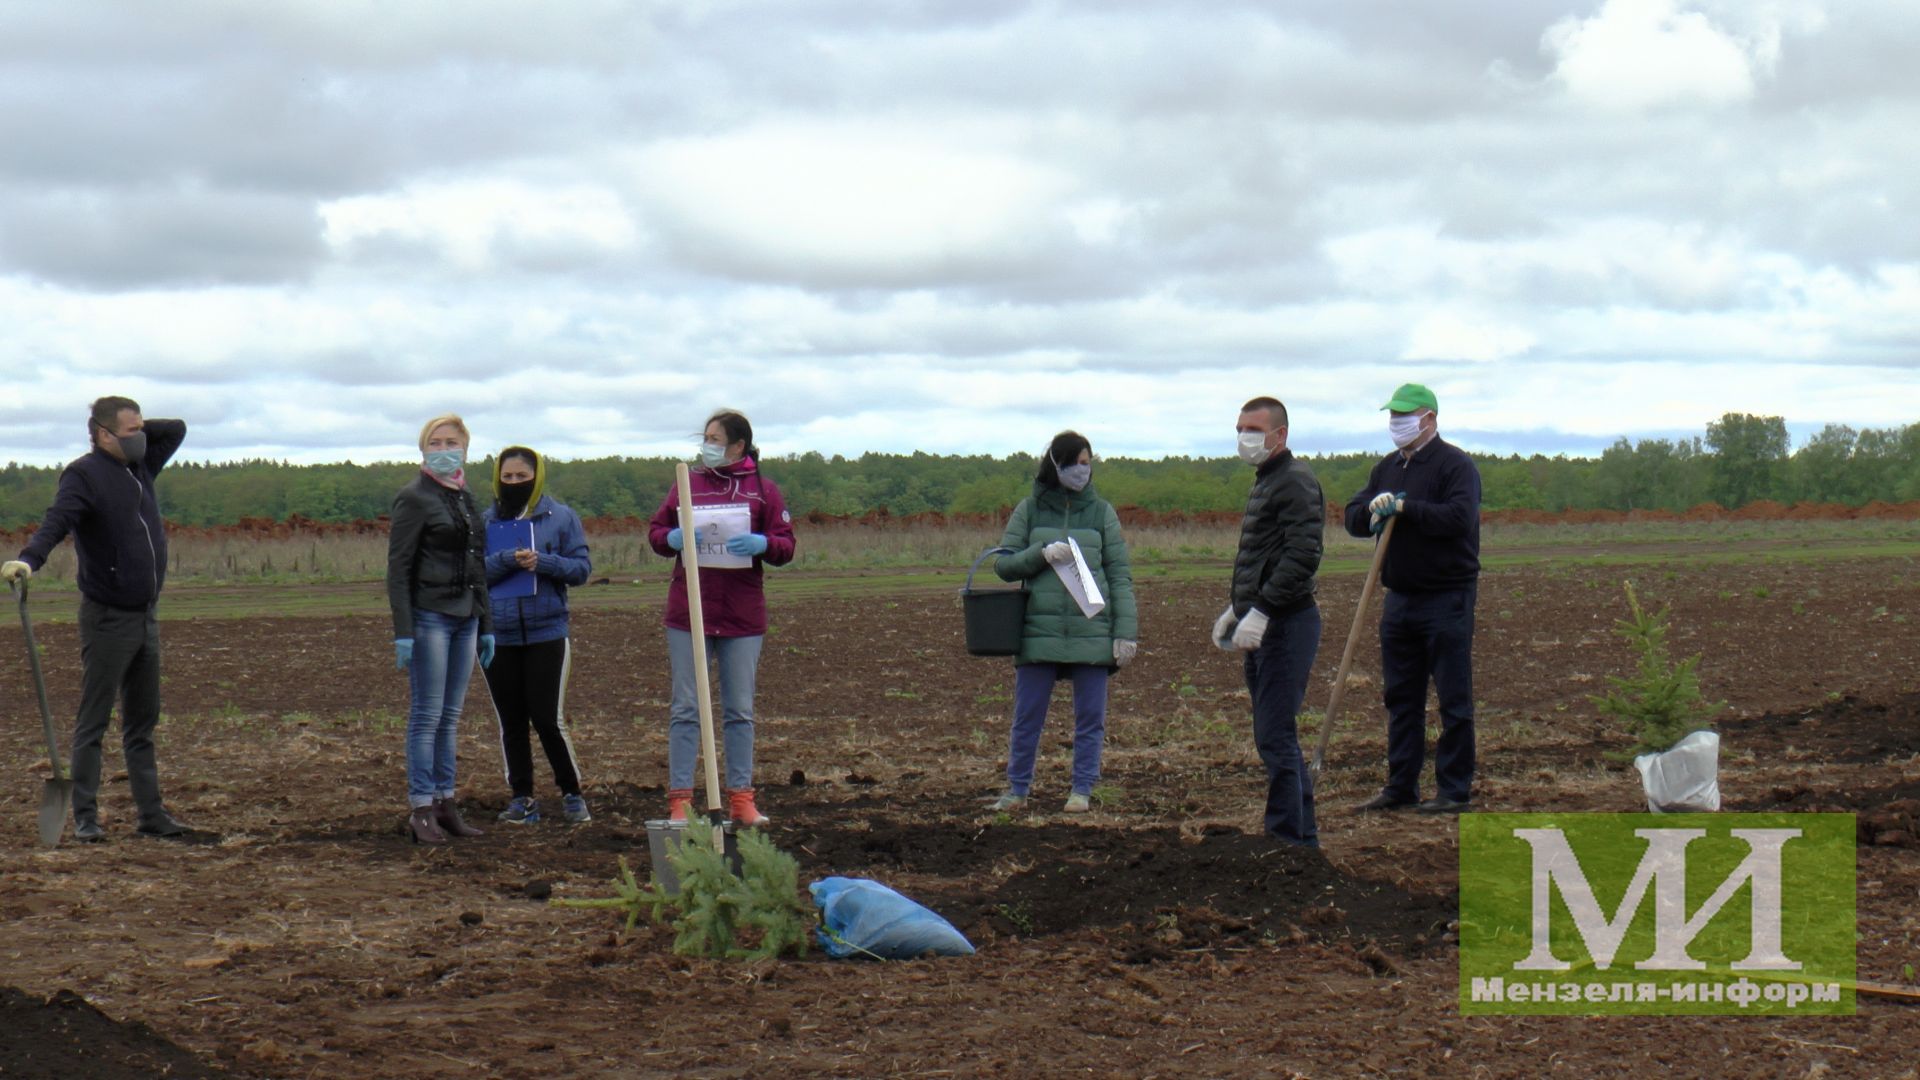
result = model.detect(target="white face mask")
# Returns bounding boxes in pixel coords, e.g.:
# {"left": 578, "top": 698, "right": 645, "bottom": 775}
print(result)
{"left": 1056, "top": 462, "right": 1091, "bottom": 491}
{"left": 1389, "top": 413, "right": 1426, "bottom": 449}
{"left": 1237, "top": 431, "right": 1273, "bottom": 466}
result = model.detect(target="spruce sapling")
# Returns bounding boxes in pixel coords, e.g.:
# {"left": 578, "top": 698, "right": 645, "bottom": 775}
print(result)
{"left": 1591, "top": 581, "right": 1724, "bottom": 760}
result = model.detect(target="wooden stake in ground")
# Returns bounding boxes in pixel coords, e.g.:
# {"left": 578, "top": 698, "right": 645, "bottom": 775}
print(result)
{"left": 674, "top": 463, "right": 729, "bottom": 853}
{"left": 1310, "top": 516, "right": 1396, "bottom": 777}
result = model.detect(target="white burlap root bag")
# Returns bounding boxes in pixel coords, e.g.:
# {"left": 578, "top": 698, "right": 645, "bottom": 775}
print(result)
{"left": 1633, "top": 729, "right": 1720, "bottom": 813}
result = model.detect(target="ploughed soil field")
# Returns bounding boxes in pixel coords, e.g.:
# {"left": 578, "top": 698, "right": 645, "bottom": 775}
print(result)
{"left": 1, "top": 552, "right": 1917, "bottom": 1078}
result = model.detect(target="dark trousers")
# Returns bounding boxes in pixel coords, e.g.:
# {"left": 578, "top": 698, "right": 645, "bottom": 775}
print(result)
{"left": 482, "top": 638, "right": 582, "bottom": 798}
{"left": 73, "top": 598, "right": 166, "bottom": 823}
{"left": 1007, "top": 662, "right": 1109, "bottom": 796}
{"left": 1243, "top": 605, "right": 1322, "bottom": 847}
{"left": 1379, "top": 585, "right": 1477, "bottom": 803}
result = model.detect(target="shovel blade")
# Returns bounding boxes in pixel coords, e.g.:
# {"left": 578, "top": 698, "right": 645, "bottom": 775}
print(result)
{"left": 38, "top": 779, "right": 71, "bottom": 848}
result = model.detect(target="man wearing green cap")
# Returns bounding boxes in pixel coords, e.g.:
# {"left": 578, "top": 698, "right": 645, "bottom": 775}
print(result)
{"left": 1342, "top": 383, "right": 1482, "bottom": 813}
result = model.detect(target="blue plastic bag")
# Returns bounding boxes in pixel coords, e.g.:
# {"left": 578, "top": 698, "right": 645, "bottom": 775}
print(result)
{"left": 810, "top": 876, "right": 976, "bottom": 959}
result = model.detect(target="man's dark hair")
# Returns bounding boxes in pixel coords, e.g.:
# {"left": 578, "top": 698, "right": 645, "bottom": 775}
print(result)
{"left": 1035, "top": 430, "right": 1093, "bottom": 487}
{"left": 706, "top": 409, "right": 759, "bottom": 461}
{"left": 90, "top": 395, "right": 141, "bottom": 431}
{"left": 1240, "top": 396, "right": 1288, "bottom": 429}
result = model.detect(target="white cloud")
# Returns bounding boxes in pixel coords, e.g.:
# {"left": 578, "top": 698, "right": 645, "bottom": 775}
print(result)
{"left": 322, "top": 178, "right": 640, "bottom": 271}
{"left": 629, "top": 122, "right": 1076, "bottom": 286}
{"left": 1403, "top": 311, "right": 1537, "bottom": 362}
{"left": 1543, "top": 0, "right": 1761, "bottom": 111}
{"left": 0, "top": 0, "right": 1913, "bottom": 470}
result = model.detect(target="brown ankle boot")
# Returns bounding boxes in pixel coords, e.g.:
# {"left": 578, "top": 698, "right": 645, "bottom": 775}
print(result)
{"left": 433, "top": 797, "right": 484, "bottom": 838}
{"left": 726, "top": 787, "right": 769, "bottom": 827}
{"left": 667, "top": 788, "right": 694, "bottom": 823}
{"left": 409, "top": 806, "right": 448, "bottom": 845}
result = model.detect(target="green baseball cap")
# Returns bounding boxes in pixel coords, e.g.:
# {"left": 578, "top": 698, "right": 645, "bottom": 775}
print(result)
{"left": 1381, "top": 382, "right": 1438, "bottom": 413}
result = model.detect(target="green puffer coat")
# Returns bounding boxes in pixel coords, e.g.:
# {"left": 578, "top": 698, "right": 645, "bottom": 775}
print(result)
{"left": 993, "top": 481, "right": 1138, "bottom": 667}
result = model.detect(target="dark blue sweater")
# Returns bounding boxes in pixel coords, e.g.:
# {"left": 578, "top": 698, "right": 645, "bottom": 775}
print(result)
{"left": 19, "top": 420, "right": 186, "bottom": 609}
{"left": 1342, "top": 435, "right": 1481, "bottom": 592}
{"left": 482, "top": 495, "right": 593, "bottom": 646}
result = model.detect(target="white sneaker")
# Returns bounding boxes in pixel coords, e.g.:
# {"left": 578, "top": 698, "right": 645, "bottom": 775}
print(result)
{"left": 1063, "top": 793, "right": 1091, "bottom": 813}
{"left": 987, "top": 792, "right": 1027, "bottom": 812}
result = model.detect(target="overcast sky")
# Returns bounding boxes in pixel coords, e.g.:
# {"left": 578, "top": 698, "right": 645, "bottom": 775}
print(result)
{"left": 1, "top": 0, "right": 1914, "bottom": 467}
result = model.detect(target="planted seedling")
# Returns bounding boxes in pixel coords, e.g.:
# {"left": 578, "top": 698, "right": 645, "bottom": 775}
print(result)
{"left": 554, "top": 827, "right": 812, "bottom": 961}
{"left": 1591, "top": 582, "right": 1724, "bottom": 761}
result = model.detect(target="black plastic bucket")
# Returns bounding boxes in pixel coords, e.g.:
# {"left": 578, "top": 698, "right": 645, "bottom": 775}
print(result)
{"left": 962, "top": 546, "right": 1025, "bottom": 657}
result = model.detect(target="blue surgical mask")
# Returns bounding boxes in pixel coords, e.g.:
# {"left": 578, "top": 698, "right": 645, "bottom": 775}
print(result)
{"left": 424, "top": 448, "right": 464, "bottom": 478}
{"left": 1057, "top": 462, "right": 1091, "bottom": 491}
{"left": 699, "top": 442, "right": 729, "bottom": 468}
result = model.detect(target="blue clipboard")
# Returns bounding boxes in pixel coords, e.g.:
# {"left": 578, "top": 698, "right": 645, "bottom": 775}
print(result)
{"left": 486, "top": 519, "right": 537, "bottom": 599}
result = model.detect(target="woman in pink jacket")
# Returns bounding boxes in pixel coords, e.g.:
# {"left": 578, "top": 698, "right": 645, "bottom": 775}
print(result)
{"left": 647, "top": 409, "right": 798, "bottom": 825}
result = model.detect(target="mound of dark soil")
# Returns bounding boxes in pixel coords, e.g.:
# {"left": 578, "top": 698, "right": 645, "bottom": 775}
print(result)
{"left": 1722, "top": 692, "right": 1920, "bottom": 763}
{"left": 778, "top": 806, "right": 1455, "bottom": 950}
{"left": 0, "top": 987, "right": 224, "bottom": 1079}
{"left": 955, "top": 826, "right": 1456, "bottom": 947}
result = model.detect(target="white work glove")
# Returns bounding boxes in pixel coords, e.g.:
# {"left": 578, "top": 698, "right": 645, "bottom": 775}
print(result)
{"left": 1, "top": 560, "right": 29, "bottom": 583}
{"left": 1231, "top": 608, "right": 1270, "bottom": 651}
{"left": 1041, "top": 541, "right": 1074, "bottom": 567}
{"left": 1368, "top": 492, "right": 1404, "bottom": 516}
{"left": 1211, "top": 607, "right": 1237, "bottom": 650}
{"left": 1113, "top": 639, "right": 1137, "bottom": 668}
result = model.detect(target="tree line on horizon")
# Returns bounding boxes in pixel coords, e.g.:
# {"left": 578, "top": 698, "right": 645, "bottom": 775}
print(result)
{"left": 0, "top": 414, "right": 1915, "bottom": 530}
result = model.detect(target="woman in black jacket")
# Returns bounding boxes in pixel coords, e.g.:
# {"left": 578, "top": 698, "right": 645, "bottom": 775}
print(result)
{"left": 386, "top": 414, "right": 495, "bottom": 844}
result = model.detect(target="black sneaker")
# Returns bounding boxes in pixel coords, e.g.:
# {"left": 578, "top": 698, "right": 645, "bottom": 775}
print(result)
{"left": 136, "top": 811, "right": 191, "bottom": 837}
{"left": 73, "top": 818, "right": 107, "bottom": 843}
{"left": 1356, "top": 791, "right": 1418, "bottom": 812}
{"left": 1416, "top": 796, "right": 1471, "bottom": 814}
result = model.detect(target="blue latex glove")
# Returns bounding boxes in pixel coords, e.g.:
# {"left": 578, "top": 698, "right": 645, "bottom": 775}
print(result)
{"left": 726, "top": 532, "right": 770, "bottom": 556}
{"left": 393, "top": 638, "right": 413, "bottom": 670}
{"left": 666, "top": 527, "right": 684, "bottom": 551}
{"left": 478, "top": 634, "right": 496, "bottom": 669}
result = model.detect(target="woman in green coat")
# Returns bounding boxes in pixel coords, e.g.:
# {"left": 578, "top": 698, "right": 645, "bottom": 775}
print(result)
{"left": 988, "top": 431, "right": 1139, "bottom": 813}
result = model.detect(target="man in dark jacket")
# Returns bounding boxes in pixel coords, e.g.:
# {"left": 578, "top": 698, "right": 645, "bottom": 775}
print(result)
{"left": 1343, "top": 383, "right": 1482, "bottom": 814}
{"left": 1214, "top": 396, "right": 1324, "bottom": 847}
{"left": 2, "top": 397, "right": 191, "bottom": 840}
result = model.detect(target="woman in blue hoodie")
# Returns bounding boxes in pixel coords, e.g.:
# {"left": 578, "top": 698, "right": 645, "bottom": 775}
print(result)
{"left": 480, "top": 446, "right": 594, "bottom": 824}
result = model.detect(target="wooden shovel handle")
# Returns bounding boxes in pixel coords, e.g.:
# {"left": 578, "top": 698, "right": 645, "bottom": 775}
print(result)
{"left": 674, "top": 464, "right": 727, "bottom": 841}
{"left": 1311, "top": 517, "right": 1395, "bottom": 776}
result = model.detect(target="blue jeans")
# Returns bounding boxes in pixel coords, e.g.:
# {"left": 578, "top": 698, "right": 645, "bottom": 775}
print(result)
{"left": 406, "top": 610, "right": 479, "bottom": 808}
{"left": 667, "top": 629, "right": 762, "bottom": 791}
{"left": 1007, "top": 663, "right": 1109, "bottom": 797}
{"left": 1243, "top": 605, "right": 1322, "bottom": 847}
{"left": 1379, "top": 586, "right": 1477, "bottom": 803}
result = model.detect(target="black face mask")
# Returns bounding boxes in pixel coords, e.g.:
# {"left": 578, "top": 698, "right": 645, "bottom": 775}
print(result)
{"left": 497, "top": 479, "right": 535, "bottom": 519}
{"left": 101, "top": 427, "right": 147, "bottom": 464}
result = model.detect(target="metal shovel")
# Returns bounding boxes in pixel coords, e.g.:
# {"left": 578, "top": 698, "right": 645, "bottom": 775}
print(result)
{"left": 12, "top": 579, "right": 72, "bottom": 847}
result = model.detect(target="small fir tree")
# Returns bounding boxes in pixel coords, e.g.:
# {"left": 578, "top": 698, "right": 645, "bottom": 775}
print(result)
{"left": 1592, "top": 582, "right": 1724, "bottom": 759}
{"left": 554, "top": 827, "right": 812, "bottom": 961}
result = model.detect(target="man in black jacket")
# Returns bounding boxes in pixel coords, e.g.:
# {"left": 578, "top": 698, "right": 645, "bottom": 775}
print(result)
{"left": 1213, "top": 396, "right": 1324, "bottom": 847}
{"left": 1342, "top": 383, "right": 1482, "bottom": 814}
{"left": 2, "top": 397, "right": 191, "bottom": 840}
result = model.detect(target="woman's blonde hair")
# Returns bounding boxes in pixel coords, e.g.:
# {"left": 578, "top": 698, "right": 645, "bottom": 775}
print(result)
{"left": 418, "top": 414, "right": 470, "bottom": 452}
